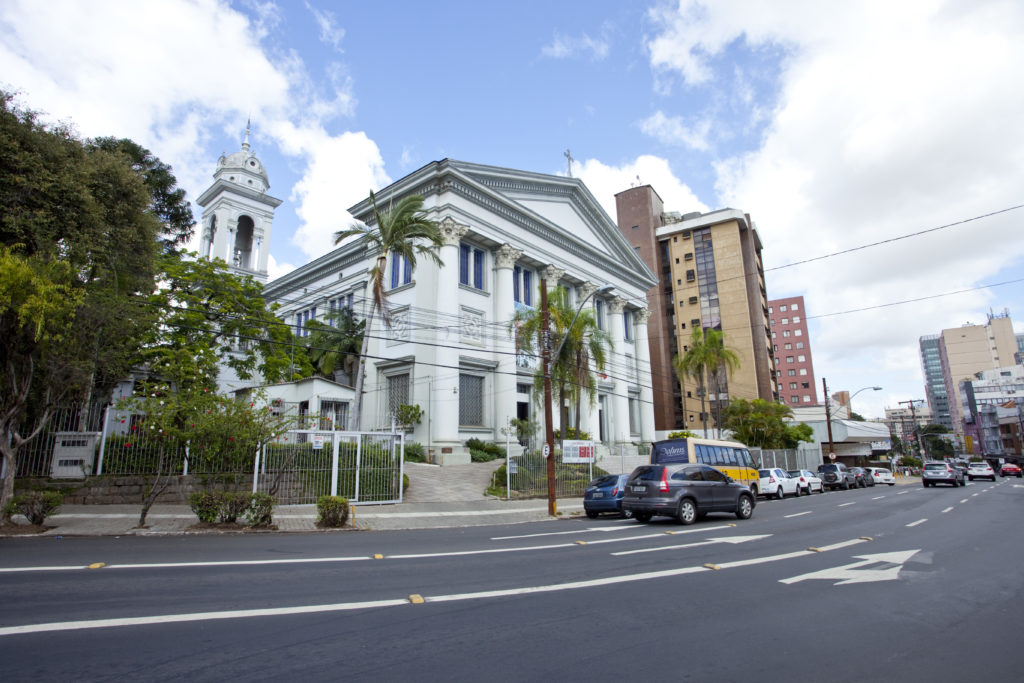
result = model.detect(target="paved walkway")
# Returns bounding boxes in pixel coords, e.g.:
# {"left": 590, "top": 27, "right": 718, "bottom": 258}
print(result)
{"left": 402, "top": 460, "right": 504, "bottom": 503}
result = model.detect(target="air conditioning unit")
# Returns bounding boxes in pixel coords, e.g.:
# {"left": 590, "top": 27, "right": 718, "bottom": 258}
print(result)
{"left": 51, "top": 432, "right": 101, "bottom": 478}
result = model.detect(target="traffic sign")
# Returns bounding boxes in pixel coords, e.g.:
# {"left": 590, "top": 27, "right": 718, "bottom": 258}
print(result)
{"left": 542, "top": 444, "right": 550, "bottom": 459}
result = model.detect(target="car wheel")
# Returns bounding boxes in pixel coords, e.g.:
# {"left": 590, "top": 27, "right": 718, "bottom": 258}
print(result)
{"left": 634, "top": 512, "right": 652, "bottom": 523}
{"left": 922, "top": 482, "right": 929, "bottom": 488}
{"left": 676, "top": 498, "right": 697, "bottom": 525}
{"left": 888, "top": 483, "right": 895, "bottom": 486}
{"left": 968, "top": 476, "right": 974, "bottom": 481}
{"left": 819, "top": 483, "right": 825, "bottom": 493}
{"left": 774, "top": 486, "right": 784, "bottom": 500}
{"left": 735, "top": 494, "right": 753, "bottom": 520}
{"left": 621, "top": 508, "right": 633, "bottom": 519}
{"left": 842, "top": 480, "right": 850, "bottom": 491}
{"left": 959, "top": 479, "right": 966, "bottom": 487}
{"left": 585, "top": 510, "right": 598, "bottom": 519}
{"left": 750, "top": 484, "right": 759, "bottom": 498}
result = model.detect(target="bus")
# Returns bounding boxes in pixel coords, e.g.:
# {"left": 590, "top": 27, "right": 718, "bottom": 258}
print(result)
{"left": 650, "top": 437, "right": 761, "bottom": 496}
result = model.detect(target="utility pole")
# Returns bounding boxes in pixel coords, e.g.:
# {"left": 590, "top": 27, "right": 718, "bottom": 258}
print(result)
{"left": 540, "top": 277, "right": 557, "bottom": 516}
{"left": 822, "top": 377, "right": 835, "bottom": 461}
{"left": 899, "top": 399, "right": 926, "bottom": 461}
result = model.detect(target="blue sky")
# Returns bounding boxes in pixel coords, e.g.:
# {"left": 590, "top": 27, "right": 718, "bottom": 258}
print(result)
{"left": 2, "top": 0, "right": 1024, "bottom": 419}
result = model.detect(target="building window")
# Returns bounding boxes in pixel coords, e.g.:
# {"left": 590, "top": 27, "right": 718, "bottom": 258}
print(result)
{"left": 387, "top": 373, "right": 410, "bottom": 420}
{"left": 784, "top": 343, "right": 792, "bottom": 350}
{"left": 796, "top": 342, "right": 804, "bottom": 349}
{"left": 780, "top": 305, "right": 788, "bottom": 312}
{"left": 799, "top": 368, "right": 807, "bottom": 376}
{"left": 791, "top": 303, "right": 799, "bottom": 311}
{"left": 459, "top": 374, "right": 484, "bottom": 425}
{"left": 786, "top": 356, "right": 794, "bottom": 363}
{"left": 781, "top": 318, "right": 789, "bottom": 324}
{"left": 460, "top": 244, "right": 485, "bottom": 290}
{"left": 684, "top": 252, "right": 693, "bottom": 261}
{"left": 793, "top": 316, "right": 801, "bottom": 323}
{"left": 686, "top": 269, "right": 695, "bottom": 282}
{"left": 771, "top": 331, "right": 777, "bottom": 339}
{"left": 798, "top": 354, "right": 806, "bottom": 362}
{"left": 794, "top": 329, "right": 802, "bottom": 336}
{"left": 295, "top": 307, "right": 317, "bottom": 337}
{"left": 783, "top": 330, "right": 791, "bottom": 337}
{"left": 802, "top": 395, "right": 811, "bottom": 403}
{"left": 390, "top": 251, "right": 412, "bottom": 288}
{"left": 790, "top": 396, "right": 799, "bottom": 403}
{"left": 788, "top": 369, "right": 796, "bottom": 376}
{"left": 328, "top": 294, "right": 354, "bottom": 324}
{"left": 789, "top": 382, "right": 798, "bottom": 390}
{"left": 801, "top": 382, "right": 810, "bottom": 389}
{"left": 628, "top": 397, "right": 639, "bottom": 434}
{"left": 770, "top": 320, "right": 776, "bottom": 326}
{"left": 513, "top": 266, "right": 533, "bottom": 306}
{"left": 596, "top": 299, "right": 606, "bottom": 330}
{"left": 623, "top": 309, "right": 633, "bottom": 341}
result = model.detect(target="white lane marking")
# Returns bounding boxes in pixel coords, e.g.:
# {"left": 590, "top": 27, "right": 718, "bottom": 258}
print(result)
{"left": 0, "top": 556, "right": 372, "bottom": 573}
{"left": 838, "top": 502, "right": 856, "bottom": 507}
{"left": 872, "top": 496, "right": 885, "bottom": 500}
{"left": 972, "top": 493, "right": 979, "bottom": 497}
{"left": 492, "top": 523, "right": 732, "bottom": 540}
{"left": 611, "top": 535, "right": 771, "bottom": 557}
{"left": 0, "top": 537, "right": 867, "bottom": 637}
{"left": 941, "top": 507, "right": 954, "bottom": 513}
{"left": 780, "top": 550, "right": 920, "bottom": 585}
{"left": 897, "top": 491, "right": 909, "bottom": 495}
{"left": 906, "top": 519, "right": 927, "bottom": 527}
{"left": 784, "top": 511, "right": 812, "bottom": 518}
{"left": 960, "top": 499, "right": 968, "bottom": 504}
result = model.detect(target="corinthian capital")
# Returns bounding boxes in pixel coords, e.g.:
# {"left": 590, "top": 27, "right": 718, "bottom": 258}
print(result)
{"left": 540, "top": 265, "right": 565, "bottom": 284}
{"left": 609, "top": 296, "right": 627, "bottom": 314}
{"left": 635, "top": 308, "right": 652, "bottom": 325}
{"left": 438, "top": 216, "right": 469, "bottom": 246}
{"left": 494, "top": 243, "right": 522, "bottom": 269}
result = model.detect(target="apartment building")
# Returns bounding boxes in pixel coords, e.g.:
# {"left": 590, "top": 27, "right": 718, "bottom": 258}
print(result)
{"left": 614, "top": 185, "right": 776, "bottom": 433}
{"left": 768, "top": 296, "right": 818, "bottom": 407}
{"left": 919, "top": 334, "right": 951, "bottom": 429}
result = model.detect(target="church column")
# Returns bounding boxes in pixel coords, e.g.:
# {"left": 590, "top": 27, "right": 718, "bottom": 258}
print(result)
{"left": 494, "top": 244, "right": 522, "bottom": 439}
{"left": 575, "top": 282, "right": 598, "bottom": 441}
{"left": 433, "top": 217, "right": 469, "bottom": 463}
{"left": 635, "top": 308, "right": 656, "bottom": 443}
{"left": 541, "top": 265, "right": 565, "bottom": 439}
{"left": 608, "top": 297, "right": 631, "bottom": 445}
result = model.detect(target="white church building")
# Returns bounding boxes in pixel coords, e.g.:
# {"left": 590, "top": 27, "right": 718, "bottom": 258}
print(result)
{"left": 197, "top": 140, "right": 659, "bottom": 464}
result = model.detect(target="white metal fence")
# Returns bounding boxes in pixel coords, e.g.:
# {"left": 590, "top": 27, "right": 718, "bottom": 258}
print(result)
{"left": 253, "top": 430, "right": 405, "bottom": 505}
{"left": 750, "top": 448, "right": 819, "bottom": 472}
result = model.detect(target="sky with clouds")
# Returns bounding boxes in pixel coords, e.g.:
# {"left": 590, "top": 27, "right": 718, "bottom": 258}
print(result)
{"left": 2, "top": 0, "right": 1023, "bottom": 420}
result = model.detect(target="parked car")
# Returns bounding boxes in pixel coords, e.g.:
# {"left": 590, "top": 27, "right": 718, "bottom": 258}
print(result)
{"left": 787, "top": 469, "right": 824, "bottom": 494}
{"left": 758, "top": 468, "right": 801, "bottom": 499}
{"left": 922, "top": 461, "right": 965, "bottom": 487}
{"left": 622, "top": 464, "right": 756, "bottom": 524}
{"left": 584, "top": 473, "right": 631, "bottom": 518}
{"left": 818, "top": 462, "right": 856, "bottom": 491}
{"left": 967, "top": 462, "right": 997, "bottom": 481}
{"left": 865, "top": 467, "right": 896, "bottom": 486}
{"left": 849, "top": 467, "right": 874, "bottom": 488}
{"left": 1000, "top": 462, "right": 1022, "bottom": 478}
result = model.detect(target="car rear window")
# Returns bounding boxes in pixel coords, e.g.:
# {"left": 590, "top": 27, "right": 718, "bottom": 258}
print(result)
{"left": 589, "top": 475, "right": 619, "bottom": 488}
{"left": 924, "top": 463, "right": 947, "bottom": 470}
{"left": 819, "top": 464, "right": 839, "bottom": 473}
{"left": 758, "top": 469, "right": 770, "bottom": 477}
{"left": 630, "top": 466, "right": 664, "bottom": 482}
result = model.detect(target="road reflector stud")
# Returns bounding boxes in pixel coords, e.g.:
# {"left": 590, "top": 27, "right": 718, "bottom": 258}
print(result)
{"left": 703, "top": 563, "right": 721, "bottom": 570}
{"left": 807, "top": 547, "right": 822, "bottom": 553}
{"left": 860, "top": 536, "right": 873, "bottom": 541}
{"left": 727, "top": 523, "right": 737, "bottom": 527}
{"left": 665, "top": 531, "right": 676, "bottom": 535}
{"left": 373, "top": 554, "right": 383, "bottom": 559}
{"left": 408, "top": 594, "right": 424, "bottom": 604}
{"left": 87, "top": 562, "right": 106, "bottom": 569}
{"left": 575, "top": 540, "right": 586, "bottom": 545}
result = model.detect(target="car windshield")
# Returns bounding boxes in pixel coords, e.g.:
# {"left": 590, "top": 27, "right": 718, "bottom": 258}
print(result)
{"left": 924, "top": 463, "right": 947, "bottom": 470}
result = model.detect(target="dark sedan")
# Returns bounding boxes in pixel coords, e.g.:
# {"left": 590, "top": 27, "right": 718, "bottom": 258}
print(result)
{"left": 622, "top": 464, "right": 756, "bottom": 525}
{"left": 849, "top": 467, "right": 874, "bottom": 487}
{"left": 583, "top": 474, "right": 631, "bottom": 518}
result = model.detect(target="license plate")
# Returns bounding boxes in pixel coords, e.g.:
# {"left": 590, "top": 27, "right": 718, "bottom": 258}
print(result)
{"left": 631, "top": 486, "right": 645, "bottom": 493}
{"left": 592, "top": 492, "right": 604, "bottom": 498}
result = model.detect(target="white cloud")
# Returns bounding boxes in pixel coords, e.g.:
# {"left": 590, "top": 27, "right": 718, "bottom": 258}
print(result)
{"left": 305, "top": 1, "right": 345, "bottom": 52}
{"left": 639, "top": 110, "right": 711, "bottom": 151}
{"left": 647, "top": 0, "right": 1024, "bottom": 415}
{"left": 575, "top": 155, "right": 709, "bottom": 220}
{"left": 541, "top": 31, "right": 609, "bottom": 61}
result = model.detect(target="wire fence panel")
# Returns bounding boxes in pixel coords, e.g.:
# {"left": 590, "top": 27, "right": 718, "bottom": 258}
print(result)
{"left": 253, "top": 430, "right": 404, "bottom": 505}
{"left": 750, "top": 448, "right": 818, "bottom": 472}
{"left": 505, "top": 449, "right": 595, "bottom": 499}
{"left": 15, "top": 403, "right": 108, "bottom": 479}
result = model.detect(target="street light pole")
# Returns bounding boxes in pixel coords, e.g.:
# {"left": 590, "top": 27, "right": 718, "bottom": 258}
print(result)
{"left": 823, "top": 377, "right": 835, "bottom": 460}
{"left": 542, "top": 281, "right": 613, "bottom": 516}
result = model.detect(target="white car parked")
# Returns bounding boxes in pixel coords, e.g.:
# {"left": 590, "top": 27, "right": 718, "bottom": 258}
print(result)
{"left": 787, "top": 469, "right": 824, "bottom": 494}
{"left": 865, "top": 467, "right": 895, "bottom": 486}
{"left": 758, "top": 468, "right": 800, "bottom": 499}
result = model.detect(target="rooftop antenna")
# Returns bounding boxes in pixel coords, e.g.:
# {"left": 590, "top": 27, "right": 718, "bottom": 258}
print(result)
{"left": 564, "top": 149, "right": 575, "bottom": 177}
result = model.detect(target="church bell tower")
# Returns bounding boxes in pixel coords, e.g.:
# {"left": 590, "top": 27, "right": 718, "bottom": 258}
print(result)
{"left": 196, "top": 122, "right": 282, "bottom": 283}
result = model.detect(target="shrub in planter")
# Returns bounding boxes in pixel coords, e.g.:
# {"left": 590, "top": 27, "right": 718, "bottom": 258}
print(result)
{"left": 316, "top": 495, "right": 350, "bottom": 527}
{"left": 404, "top": 441, "right": 427, "bottom": 463}
{"left": 189, "top": 491, "right": 222, "bottom": 523}
{"left": 10, "top": 491, "right": 64, "bottom": 525}
{"left": 246, "top": 492, "right": 277, "bottom": 527}
{"left": 218, "top": 491, "right": 251, "bottom": 523}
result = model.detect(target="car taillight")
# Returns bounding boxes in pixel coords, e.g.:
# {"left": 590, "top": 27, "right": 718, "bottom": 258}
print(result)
{"left": 611, "top": 486, "right": 618, "bottom": 496}
{"left": 800, "top": 477, "right": 806, "bottom": 482}
{"left": 769, "top": 475, "right": 776, "bottom": 483}
{"left": 659, "top": 469, "right": 669, "bottom": 493}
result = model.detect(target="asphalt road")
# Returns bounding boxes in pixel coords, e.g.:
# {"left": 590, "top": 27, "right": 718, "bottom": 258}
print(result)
{"left": 2, "top": 479, "right": 1023, "bottom": 682}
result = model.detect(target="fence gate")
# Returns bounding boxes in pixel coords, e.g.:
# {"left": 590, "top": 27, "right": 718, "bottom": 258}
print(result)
{"left": 253, "top": 430, "right": 405, "bottom": 505}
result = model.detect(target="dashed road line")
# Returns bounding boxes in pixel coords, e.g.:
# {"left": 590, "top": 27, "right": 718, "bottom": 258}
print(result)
{"left": 872, "top": 496, "right": 885, "bottom": 500}
{"left": 897, "top": 490, "right": 909, "bottom": 495}
{"left": 960, "top": 499, "right": 968, "bottom": 504}
{"left": 906, "top": 519, "right": 927, "bottom": 527}
{"left": 941, "top": 507, "right": 954, "bottom": 513}
{"left": 838, "top": 502, "right": 856, "bottom": 507}
{"left": 784, "top": 511, "right": 812, "bottom": 518}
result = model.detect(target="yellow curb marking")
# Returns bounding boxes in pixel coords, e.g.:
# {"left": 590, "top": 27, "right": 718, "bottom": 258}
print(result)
{"left": 373, "top": 554, "right": 383, "bottom": 560}
{"left": 575, "top": 540, "right": 586, "bottom": 545}
{"left": 727, "top": 523, "right": 737, "bottom": 527}
{"left": 703, "top": 563, "right": 721, "bottom": 570}
{"left": 87, "top": 563, "right": 106, "bottom": 570}
{"left": 807, "top": 547, "right": 822, "bottom": 553}
{"left": 408, "top": 594, "right": 424, "bottom": 604}
{"left": 859, "top": 536, "right": 873, "bottom": 541}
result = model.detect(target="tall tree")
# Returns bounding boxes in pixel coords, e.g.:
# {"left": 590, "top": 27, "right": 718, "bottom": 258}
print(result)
{"left": 302, "top": 308, "right": 365, "bottom": 385}
{"left": 721, "top": 398, "right": 813, "bottom": 449}
{"left": 332, "top": 191, "right": 443, "bottom": 430}
{"left": 704, "top": 328, "right": 741, "bottom": 437}
{"left": 510, "top": 286, "right": 612, "bottom": 438}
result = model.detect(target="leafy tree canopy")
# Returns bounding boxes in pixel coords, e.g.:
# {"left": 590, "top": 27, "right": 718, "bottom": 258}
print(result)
{"left": 721, "top": 398, "right": 814, "bottom": 449}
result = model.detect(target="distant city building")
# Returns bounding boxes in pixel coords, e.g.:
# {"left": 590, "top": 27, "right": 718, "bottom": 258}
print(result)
{"left": 959, "top": 366, "right": 1024, "bottom": 458}
{"left": 937, "top": 311, "right": 1018, "bottom": 435}
{"left": 614, "top": 186, "right": 776, "bottom": 433}
{"left": 919, "top": 334, "right": 951, "bottom": 429}
{"left": 768, "top": 296, "right": 818, "bottom": 407}
{"left": 882, "top": 405, "right": 933, "bottom": 445}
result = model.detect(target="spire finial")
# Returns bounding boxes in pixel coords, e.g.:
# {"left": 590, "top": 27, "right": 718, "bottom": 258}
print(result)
{"left": 242, "top": 117, "right": 251, "bottom": 154}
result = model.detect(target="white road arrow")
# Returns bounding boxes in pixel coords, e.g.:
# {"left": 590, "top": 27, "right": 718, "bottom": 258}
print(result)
{"left": 780, "top": 550, "right": 920, "bottom": 585}
{"left": 611, "top": 534, "right": 772, "bottom": 556}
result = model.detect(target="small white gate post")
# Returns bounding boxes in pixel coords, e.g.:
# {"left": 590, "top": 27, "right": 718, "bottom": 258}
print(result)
{"left": 252, "top": 445, "right": 262, "bottom": 494}
{"left": 330, "top": 433, "right": 340, "bottom": 497}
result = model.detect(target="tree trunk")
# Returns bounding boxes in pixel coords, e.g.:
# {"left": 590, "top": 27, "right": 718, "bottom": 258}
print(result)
{"left": 348, "top": 301, "right": 377, "bottom": 432}
{"left": 0, "top": 446, "right": 15, "bottom": 522}
{"left": 698, "top": 370, "right": 708, "bottom": 437}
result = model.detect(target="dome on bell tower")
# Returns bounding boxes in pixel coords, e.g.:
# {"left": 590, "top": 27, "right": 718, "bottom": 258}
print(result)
{"left": 214, "top": 121, "right": 270, "bottom": 193}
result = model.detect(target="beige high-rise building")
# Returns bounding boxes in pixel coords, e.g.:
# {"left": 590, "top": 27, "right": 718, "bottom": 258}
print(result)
{"left": 615, "top": 185, "right": 776, "bottom": 433}
{"left": 939, "top": 311, "right": 1018, "bottom": 434}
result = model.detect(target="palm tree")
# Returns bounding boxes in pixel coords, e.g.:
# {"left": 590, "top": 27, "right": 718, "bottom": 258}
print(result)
{"left": 704, "top": 328, "right": 740, "bottom": 437}
{"left": 333, "top": 191, "right": 443, "bottom": 430}
{"left": 510, "top": 286, "right": 611, "bottom": 439}
{"left": 674, "top": 327, "right": 739, "bottom": 437}
{"left": 303, "top": 307, "right": 365, "bottom": 385}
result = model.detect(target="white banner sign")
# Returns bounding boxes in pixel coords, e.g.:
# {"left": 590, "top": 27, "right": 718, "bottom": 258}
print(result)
{"left": 312, "top": 433, "right": 325, "bottom": 450}
{"left": 562, "top": 440, "right": 595, "bottom": 463}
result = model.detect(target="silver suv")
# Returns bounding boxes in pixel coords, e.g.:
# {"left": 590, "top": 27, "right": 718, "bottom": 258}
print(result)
{"left": 922, "top": 461, "right": 965, "bottom": 487}
{"left": 817, "top": 462, "right": 856, "bottom": 491}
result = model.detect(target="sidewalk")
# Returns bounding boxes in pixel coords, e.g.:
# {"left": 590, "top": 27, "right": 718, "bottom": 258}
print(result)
{"left": 1, "top": 497, "right": 586, "bottom": 536}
